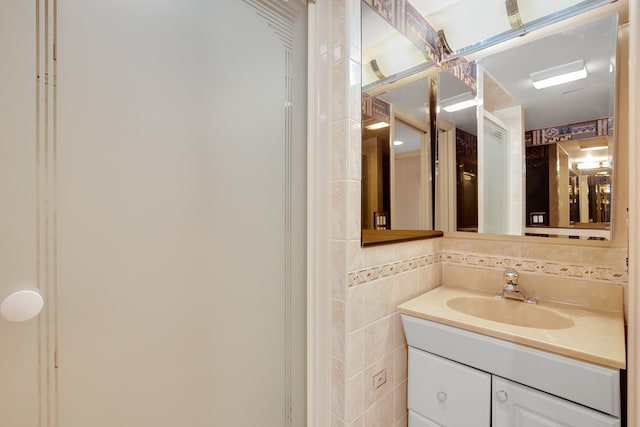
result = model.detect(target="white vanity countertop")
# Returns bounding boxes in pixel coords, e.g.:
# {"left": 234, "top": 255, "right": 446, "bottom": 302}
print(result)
{"left": 397, "top": 286, "right": 626, "bottom": 369}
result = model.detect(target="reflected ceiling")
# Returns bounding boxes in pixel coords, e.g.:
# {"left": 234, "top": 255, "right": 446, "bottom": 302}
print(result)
{"left": 479, "top": 13, "right": 617, "bottom": 130}
{"left": 362, "top": 0, "right": 619, "bottom": 71}
{"left": 377, "top": 79, "right": 429, "bottom": 122}
{"left": 412, "top": 0, "right": 596, "bottom": 52}
{"left": 361, "top": 7, "right": 431, "bottom": 87}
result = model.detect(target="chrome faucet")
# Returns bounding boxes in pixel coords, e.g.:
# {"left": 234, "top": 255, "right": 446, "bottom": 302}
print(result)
{"left": 494, "top": 269, "right": 538, "bottom": 304}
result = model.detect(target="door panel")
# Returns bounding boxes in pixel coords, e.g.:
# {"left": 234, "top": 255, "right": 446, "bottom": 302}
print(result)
{"left": 0, "top": 1, "right": 40, "bottom": 426}
{"left": 1, "top": 1, "right": 306, "bottom": 426}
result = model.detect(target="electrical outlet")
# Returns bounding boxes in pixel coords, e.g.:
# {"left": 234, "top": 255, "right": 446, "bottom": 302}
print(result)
{"left": 373, "top": 369, "right": 387, "bottom": 390}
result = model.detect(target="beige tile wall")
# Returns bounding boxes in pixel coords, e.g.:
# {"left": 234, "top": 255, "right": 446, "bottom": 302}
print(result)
{"left": 338, "top": 237, "right": 627, "bottom": 426}
{"left": 441, "top": 236, "right": 628, "bottom": 313}
{"left": 323, "top": 1, "right": 629, "bottom": 426}
{"left": 443, "top": 236, "right": 628, "bottom": 274}
{"left": 443, "top": 236, "right": 627, "bottom": 285}
{"left": 335, "top": 239, "right": 441, "bottom": 427}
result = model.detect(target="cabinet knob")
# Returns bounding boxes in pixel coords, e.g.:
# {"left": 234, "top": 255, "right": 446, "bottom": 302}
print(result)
{"left": 495, "top": 390, "right": 508, "bottom": 403}
{"left": 436, "top": 391, "right": 447, "bottom": 403}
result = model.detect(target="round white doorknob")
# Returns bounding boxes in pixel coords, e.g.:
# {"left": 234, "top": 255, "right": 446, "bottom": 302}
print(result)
{"left": 1, "top": 290, "right": 44, "bottom": 322}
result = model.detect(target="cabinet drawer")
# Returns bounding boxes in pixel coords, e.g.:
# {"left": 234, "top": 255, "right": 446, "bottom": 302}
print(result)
{"left": 408, "top": 347, "right": 491, "bottom": 426}
{"left": 492, "top": 376, "right": 620, "bottom": 427}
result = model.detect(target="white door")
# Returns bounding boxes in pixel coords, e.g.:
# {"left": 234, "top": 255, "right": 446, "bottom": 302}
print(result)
{"left": 0, "top": 1, "right": 307, "bottom": 426}
{"left": 492, "top": 377, "right": 620, "bottom": 427}
{"left": 435, "top": 122, "right": 457, "bottom": 231}
{"left": 479, "top": 114, "right": 509, "bottom": 234}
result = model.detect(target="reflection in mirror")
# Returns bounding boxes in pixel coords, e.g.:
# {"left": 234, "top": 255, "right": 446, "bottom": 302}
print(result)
{"left": 361, "top": 3, "right": 434, "bottom": 89}
{"left": 436, "top": 13, "right": 618, "bottom": 240}
{"left": 436, "top": 66, "right": 478, "bottom": 232}
{"left": 526, "top": 137, "right": 612, "bottom": 235}
{"left": 419, "top": 0, "right": 616, "bottom": 61}
{"left": 361, "top": 0, "right": 620, "bottom": 244}
{"left": 362, "top": 112, "right": 390, "bottom": 230}
{"left": 393, "top": 120, "right": 430, "bottom": 229}
{"left": 362, "top": 77, "right": 434, "bottom": 231}
{"left": 361, "top": 1, "right": 438, "bottom": 238}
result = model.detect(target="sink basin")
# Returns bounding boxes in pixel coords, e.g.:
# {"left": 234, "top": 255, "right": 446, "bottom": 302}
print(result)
{"left": 446, "top": 296, "right": 575, "bottom": 329}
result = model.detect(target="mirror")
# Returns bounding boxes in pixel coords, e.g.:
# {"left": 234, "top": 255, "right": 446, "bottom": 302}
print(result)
{"left": 362, "top": 77, "right": 435, "bottom": 231}
{"left": 361, "top": 4, "right": 439, "bottom": 240}
{"left": 361, "top": 0, "right": 620, "bottom": 244}
{"left": 435, "top": 65, "right": 479, "bottom": 232}
{"left": 436, "top": 13, "right": 618, "bottom": 239}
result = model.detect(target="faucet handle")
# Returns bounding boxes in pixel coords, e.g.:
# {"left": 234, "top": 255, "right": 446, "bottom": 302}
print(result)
{"left": 503, "top": 268, "right": 519, "bottom": 284}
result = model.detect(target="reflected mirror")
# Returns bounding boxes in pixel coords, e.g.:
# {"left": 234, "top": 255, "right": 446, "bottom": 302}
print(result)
{"left": 436, "top": 13, "right": 618, "bottom": 239}
{"left": 362, "top": 77, "right": 436, "bottom": 232}
{"left": 361, "top": 4, "right": 438, "bottom": 236}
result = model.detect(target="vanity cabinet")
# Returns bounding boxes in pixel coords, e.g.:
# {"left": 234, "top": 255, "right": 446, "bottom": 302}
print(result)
{"left": 403, "top": 315, "right": 622, "bottom": 427}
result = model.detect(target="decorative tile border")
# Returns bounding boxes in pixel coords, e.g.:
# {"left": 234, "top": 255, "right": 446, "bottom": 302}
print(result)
{"left": 362, "top": 94, "right": 391, "bottom": 123}
{"left": 348, "top": 253, "right": 442, "bottom": 287}
{"left": 348, "top": 251, "right": 627, "bottom": 287}
{"left": 525, "top": 117, "right": 613, "bottom": 146}
{"left": 444, "top": 252, "right": 627, "bottom": 283}
{"left": 441, "top": 60, "right": 477, "bottom": 92}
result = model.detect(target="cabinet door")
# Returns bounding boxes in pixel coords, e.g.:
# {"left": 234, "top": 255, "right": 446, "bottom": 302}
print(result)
{"left": 492, "top": 377, "right": 620, "bottom": 427}
{"left": 408, "top": 347, "right": 491, "bottom": 426}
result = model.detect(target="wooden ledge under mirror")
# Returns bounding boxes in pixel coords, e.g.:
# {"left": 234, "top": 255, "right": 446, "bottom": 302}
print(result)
{"left": 362, "top": 230, "right": 444, "bottom": 247}
{"left": 360, "top": 0, "right": 624, "bottom": 246}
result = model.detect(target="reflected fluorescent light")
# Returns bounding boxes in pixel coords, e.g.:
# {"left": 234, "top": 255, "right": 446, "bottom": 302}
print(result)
{"left": 444, "top": 99, "right": 477, "bottom": 112}
{"left": 580, "top": 145, "right": 608, "bottom": 152}
{"left": 442, "top": 92, "right": 477, "bottom": 112}
{"left": 393, "top": 140, "right": 404, "bottom": 146}
{"left": 530, "top": 60, "right": 587, "bottom": 89}
{"left": 365, "top": 121, "right": 390, "bottom": 130}
{"left": 577, "top": 161, "right": 607, "bottom": 170}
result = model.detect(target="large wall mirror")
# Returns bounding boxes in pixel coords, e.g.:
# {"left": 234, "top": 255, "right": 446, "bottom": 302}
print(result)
{"left": 361, "top": 0, "right": 621, "bottom": 244}
{"left": 437, "top": 13, "right": 618, "bottom": 240}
